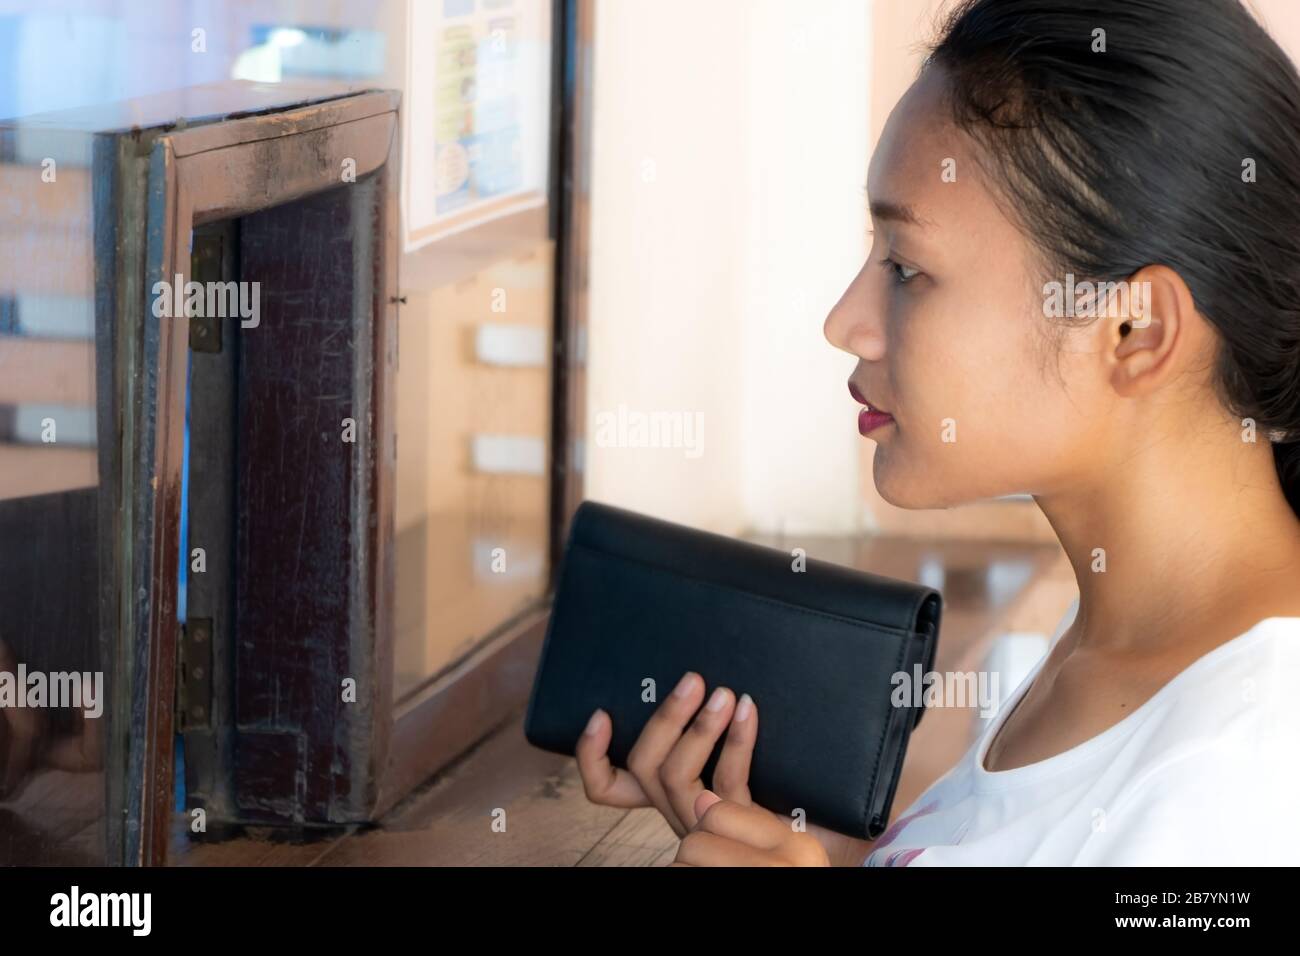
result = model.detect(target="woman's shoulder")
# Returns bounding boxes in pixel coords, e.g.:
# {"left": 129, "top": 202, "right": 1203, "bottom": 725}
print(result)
{"left": 1076, "top": 621, "right": 1300, "bottom": 864}
{"left": 1112, "top": 614, "right": 1300, "bottom": 794}
{"left": 1143, "top": 613, "right": 1300, "bottom": 733}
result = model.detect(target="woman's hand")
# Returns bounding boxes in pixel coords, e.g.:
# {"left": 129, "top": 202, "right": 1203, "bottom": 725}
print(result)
{"left": 670, "top": 790, "right": 830, "bottom": 866}
{"left": 574, "top": 671, "right": 872, "bottom": 866}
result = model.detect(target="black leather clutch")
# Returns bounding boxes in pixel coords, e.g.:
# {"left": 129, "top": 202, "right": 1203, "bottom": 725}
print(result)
{"left": 523, "top": 500, "right": 942, "bottom": 839}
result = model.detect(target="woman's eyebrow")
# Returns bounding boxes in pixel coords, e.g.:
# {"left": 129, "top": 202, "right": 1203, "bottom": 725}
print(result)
{"left": 869, "top": 199, "right": 924, "bottom": 227}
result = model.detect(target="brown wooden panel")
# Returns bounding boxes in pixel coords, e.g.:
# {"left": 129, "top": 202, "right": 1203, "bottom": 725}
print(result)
{"left": 231, "top": 183, "right": 370, "bottom": 824}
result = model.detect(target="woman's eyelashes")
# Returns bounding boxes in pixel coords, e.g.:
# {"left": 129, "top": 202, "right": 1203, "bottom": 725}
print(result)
{"left": 880, "top": 256, "right": 921, "bottom": 286}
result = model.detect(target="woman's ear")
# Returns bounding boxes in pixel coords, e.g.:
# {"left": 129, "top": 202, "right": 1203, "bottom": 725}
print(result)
{"left": 1107, "top": 265, "right": 1191, "bottom": 397}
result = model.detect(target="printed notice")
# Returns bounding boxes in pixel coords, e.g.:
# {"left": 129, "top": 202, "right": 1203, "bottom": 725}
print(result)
{"left": 406, "top": 0, "right": 552, "bottom": 249}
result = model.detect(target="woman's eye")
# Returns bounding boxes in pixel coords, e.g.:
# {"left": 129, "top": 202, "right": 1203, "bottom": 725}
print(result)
{"left": 881, "top": 257, "right": 920, "bottom": 285}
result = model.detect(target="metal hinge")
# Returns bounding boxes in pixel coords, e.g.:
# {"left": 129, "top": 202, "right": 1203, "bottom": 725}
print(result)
{"left": 177, "top": 618, "right": 213, "bottom": 731}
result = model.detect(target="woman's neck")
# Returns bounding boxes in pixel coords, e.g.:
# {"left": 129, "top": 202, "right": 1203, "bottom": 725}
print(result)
{"left": 1034, "top": 435, "right": 1300, "bottom": 655}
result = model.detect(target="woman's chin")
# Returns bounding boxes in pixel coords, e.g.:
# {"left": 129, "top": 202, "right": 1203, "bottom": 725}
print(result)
{"left": 874, "top": 468, "right": 1017, "bottom": 510}
{"left": 873, "top": 466, "right": 933, "bottom": 509}
{"left": 874, "top": 481, "right": 946, "bottom": 510}
{"left": 872, "top": 460, "right": 967, "bottom": 510}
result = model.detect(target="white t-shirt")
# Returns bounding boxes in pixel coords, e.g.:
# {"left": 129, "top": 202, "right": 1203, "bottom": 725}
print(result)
{"left": 863, "top": 597, "right": 1300, "bottom": 866}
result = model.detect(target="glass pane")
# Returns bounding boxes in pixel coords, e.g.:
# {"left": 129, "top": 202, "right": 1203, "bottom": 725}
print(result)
{"left": 0, "top": 129, "right": 109, "bottom": 865}
{"left": 393, "top": 0, "right": 556, "bottom": 699}
{"left": 394, "top": 239, "right": 554, "bottom": 699}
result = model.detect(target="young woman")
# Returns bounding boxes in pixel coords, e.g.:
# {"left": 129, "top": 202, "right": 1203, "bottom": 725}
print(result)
{"left": 575, "top": 0, "right": 1300, "bottom": 866}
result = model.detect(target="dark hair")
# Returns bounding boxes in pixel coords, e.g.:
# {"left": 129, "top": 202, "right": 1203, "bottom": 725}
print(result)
{"left": 927, "top": 0, "right": 1300, "bottom": 517}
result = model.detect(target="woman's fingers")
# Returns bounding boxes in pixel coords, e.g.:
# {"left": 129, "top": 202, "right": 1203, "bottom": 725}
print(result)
{"left": 626, "top": 671, "right": 708, "bottom": 834}
{"left": 659, "top": 685, "right": 736, "bottom": 828}
{"left": 675, "top": 828, "right": 785, "bottom": 867}
{"left": 692, "top": 793, "right": 787, "bottom": 851}
{"left": 574, "top": 709, "right": 650, "bottom": 809}
{"left": 574, "top": 675, "right": 762, "bottom": 841}
{"left": 712, "top": 692, "right": 757, "bottom": 804}
{"left": 678, "top": 794, "right": 832, "bottom": 867}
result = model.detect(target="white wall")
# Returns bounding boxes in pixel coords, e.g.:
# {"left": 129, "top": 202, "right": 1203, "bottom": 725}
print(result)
{"left": 586, "top": 0, "right": 871, "bottom": 535}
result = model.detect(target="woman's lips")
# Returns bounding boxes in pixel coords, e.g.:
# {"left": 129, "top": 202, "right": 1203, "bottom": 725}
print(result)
{"left": 848, "top": 381, "right": 895, "bottom": 435}
{"left": 858, "top": 408, "right": 895, "bottom": 436}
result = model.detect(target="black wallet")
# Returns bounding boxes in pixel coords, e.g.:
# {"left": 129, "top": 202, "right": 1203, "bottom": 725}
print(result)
{"left": 523, "top": 500, "right": 942, "bottom": 839}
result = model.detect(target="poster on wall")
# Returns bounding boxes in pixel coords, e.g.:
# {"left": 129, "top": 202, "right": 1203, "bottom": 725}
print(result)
{"left": 405, "top": 0, "right": 552, "bottom": 250}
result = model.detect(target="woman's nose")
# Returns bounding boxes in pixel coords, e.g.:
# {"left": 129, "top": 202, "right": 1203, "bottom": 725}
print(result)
{"left": 823, "top": 261, "right": 885, "bottom": 361}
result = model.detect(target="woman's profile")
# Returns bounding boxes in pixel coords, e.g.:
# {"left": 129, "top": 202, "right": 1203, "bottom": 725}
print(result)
{"left": 575, "top": 0, "right": 1300, "bottom": 866}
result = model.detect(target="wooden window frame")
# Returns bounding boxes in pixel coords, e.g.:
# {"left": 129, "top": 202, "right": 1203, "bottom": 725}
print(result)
{"left": 129, "top": 92, "right": 401, "bottom": 864}
{"left": 125, "top": 0, "right": 592, "bottom": 862}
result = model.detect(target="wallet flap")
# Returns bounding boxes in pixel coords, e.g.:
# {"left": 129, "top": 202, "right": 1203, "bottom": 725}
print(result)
{"left": 570, "top": 501, "right": 939, "bottom": 637}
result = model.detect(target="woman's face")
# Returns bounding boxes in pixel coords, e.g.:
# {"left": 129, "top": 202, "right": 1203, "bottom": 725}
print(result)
{"left": 825, "top": 66, "right": 1111, "bottom": 509}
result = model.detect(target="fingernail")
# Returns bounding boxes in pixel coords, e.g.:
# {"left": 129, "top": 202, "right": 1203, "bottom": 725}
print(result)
{"left": 695, "top": 789, "right": 722, "bottom": 819}
{"left": 706, "top": 687, "right": 728, "bottom": 712}
{"left": 673, "top": 673, "right": 697, "bottom": 698}
{"left": 735, "top": 693, "right": 753, "bottom": 722}
{"left": 584, "top": 710, "right": 604, "bottom": 735}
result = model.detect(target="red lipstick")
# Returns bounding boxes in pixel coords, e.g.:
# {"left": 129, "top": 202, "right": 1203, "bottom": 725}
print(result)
{"left": 858, "top": 408, "right": 894, "bottom": 435}
{"left": 847, "top": 381, "right": 894, "bottom": 436}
